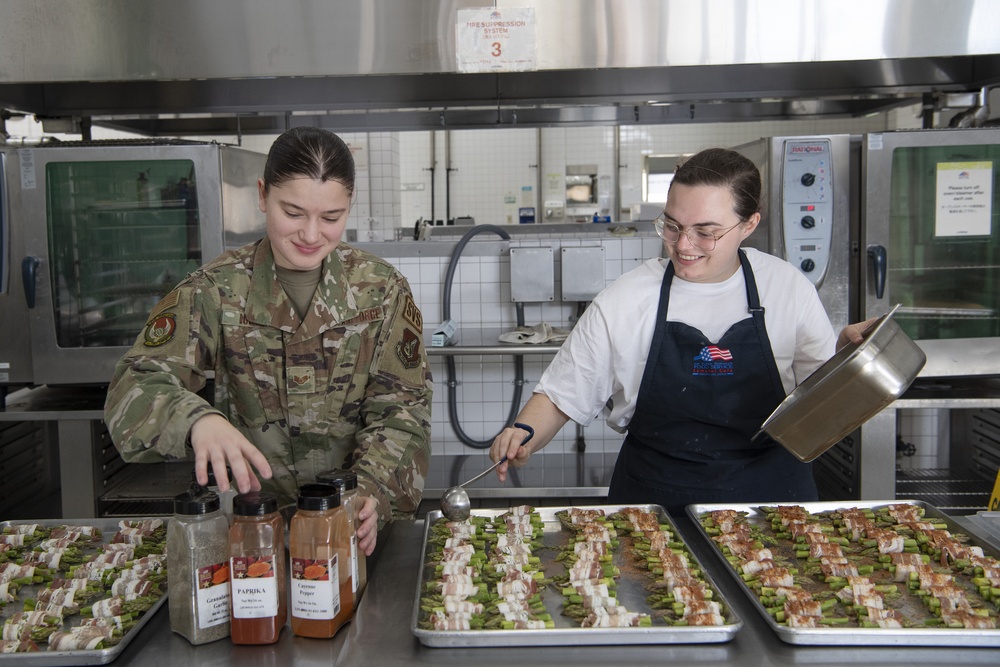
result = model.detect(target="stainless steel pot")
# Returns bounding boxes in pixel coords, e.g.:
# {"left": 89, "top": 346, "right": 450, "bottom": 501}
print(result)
{"left": 756, "top": 304, "right": 926, "bottom": 462}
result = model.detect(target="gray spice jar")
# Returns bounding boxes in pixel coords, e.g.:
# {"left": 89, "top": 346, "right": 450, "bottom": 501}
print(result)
{"left": 166, "top": 489, "right": 232, "bottom": 644}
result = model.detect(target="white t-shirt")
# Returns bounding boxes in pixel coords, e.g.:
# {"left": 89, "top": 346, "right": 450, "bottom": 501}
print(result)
{"left": 537, "top": 248, "right": 836, "bottom": 432}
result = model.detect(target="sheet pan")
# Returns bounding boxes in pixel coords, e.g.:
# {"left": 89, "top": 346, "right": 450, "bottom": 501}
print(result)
{"left": 686, "top": 500, "right": 1000, "bottom": 647}
{"left": 0, "top": 517, "right": 168, "bottom": 665}
{"left": 411, "top": 504, "right": 742, "bottom": 647}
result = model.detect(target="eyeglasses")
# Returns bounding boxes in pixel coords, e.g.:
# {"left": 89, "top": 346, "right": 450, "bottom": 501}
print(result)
{"left": 653, "top": 214, "right": 743, "bottom": 251}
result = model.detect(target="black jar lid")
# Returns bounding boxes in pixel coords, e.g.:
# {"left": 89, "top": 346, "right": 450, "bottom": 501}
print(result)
{"left": 205, "top": 466, "right": 232, "bottom": 488}
{"left": 190, "top": 467, "right": 232, "bottom": 489}
{"left": 297, "top": 483, "right": 341, "bottom": 511}
{"left": 315, "top": 468, "right": 358, "bottom": 492}
{"left": 174, "top": 489, "right": 221, "bottom": 515}
{"left": 232, "top": 491, "right": 280, "bottom": 516}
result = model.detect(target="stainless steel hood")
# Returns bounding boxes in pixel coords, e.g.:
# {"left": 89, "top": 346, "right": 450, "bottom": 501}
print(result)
{"left": 2, "top": 0, "right": 999, "bottom": 134}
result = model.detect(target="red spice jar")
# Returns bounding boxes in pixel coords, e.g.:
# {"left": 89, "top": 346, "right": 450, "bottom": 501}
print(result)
{"left": 289, "top": 483, "right": 354, "bottom": 638}
{"left": 229, "top": 491, "right": 287, "bottom": 645}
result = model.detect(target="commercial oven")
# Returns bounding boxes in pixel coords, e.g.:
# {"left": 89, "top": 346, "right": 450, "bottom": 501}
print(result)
{"left": 859, "top": 127, "right": 1000, "bottom": 376}
{"left": 730, "top": 134, "right": 861, "bottom": 332}
{"left": 734, "top": 129, "right": 1000, "bottom": 511}
{"left": 0, "top": 140, "right": 265, "bottom": 392}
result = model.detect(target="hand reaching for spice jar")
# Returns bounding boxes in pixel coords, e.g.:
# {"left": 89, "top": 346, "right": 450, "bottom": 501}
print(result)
{"left": 356, "top": 496, "right": 379, "bottom": 556}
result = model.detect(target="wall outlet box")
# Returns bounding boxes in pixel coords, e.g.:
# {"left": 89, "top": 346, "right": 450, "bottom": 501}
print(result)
{"left": 561, "top": 246, "right": 606, "bottom": 301}
{"left": 510, "top": 247, "right": 555, "bottom": 302}
{"left": 431, "top": 319, "right": 458, "bottom": 347}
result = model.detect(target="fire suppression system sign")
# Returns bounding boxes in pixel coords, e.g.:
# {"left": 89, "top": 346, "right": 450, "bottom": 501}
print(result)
{"left": 456, "top": 8, "right": 536, "bottom": 73}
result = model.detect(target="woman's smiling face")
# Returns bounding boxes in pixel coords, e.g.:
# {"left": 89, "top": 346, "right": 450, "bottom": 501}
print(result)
{"left": 259, "top": 176, "right": 352, "bottom": 270}
{"left": 661, "top": 182, "right": 759, "bottom": 284}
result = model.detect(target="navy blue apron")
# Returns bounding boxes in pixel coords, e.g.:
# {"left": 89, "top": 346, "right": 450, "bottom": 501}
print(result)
{"left": 607, "top": 250, "right": 817, "bottom": 515}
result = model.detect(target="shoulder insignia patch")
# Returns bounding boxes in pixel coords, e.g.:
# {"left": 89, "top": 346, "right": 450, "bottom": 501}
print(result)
{"left": 143, "top": 313, "right": 177, "bottom": 347}
{"left": 395, "top": 327, "right": 422, "bottom": 369}
{"left": 401, "top": 295, "right": 423, "bottom": 331}
{"left": 149, "top": 291, "right": 180, "bottom": 321}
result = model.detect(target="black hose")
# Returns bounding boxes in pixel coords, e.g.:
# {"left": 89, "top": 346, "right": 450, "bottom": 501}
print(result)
{"left": 443, "top": 225, "right": 526, "bottom": 450}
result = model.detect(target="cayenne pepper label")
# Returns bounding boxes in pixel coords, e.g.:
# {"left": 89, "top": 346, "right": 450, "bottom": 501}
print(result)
{"left": 291, "top": 555, "right": 340, "bottom": 620}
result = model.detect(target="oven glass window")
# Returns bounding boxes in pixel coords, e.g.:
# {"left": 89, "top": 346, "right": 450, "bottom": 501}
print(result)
{"left": 889, "top": 144, "right": 1000, "bottom": 340}
{"left": 45, "top": 160, "right": 200, "bottom": 347}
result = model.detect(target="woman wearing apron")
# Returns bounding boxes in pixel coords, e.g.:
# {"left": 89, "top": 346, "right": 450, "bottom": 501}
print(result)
{"left": 489, "top": 147, "right": 872, "bottom": 515}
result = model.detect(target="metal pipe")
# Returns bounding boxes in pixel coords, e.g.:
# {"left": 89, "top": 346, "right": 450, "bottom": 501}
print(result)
{"left": 427, "top": 130, "right": 436, "bottom": 224}
{"left": 613, "top": 128, "right": 621, "bottom": 220}
{"left": 535, "top": 128, "right": 542, "bottom": 220}
{"left": 445, "top": 130, "right": 455, "bottom": 224}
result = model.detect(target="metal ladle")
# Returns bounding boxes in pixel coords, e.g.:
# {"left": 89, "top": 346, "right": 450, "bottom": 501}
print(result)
{"left": 439, "top": 423, "right": 534, "bottom": 521}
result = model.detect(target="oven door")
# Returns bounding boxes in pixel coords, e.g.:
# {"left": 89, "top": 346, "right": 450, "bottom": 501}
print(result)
{"left": 19, "top": 143, "right": 227, "bottom": 385}
{"left": 861, "top": 127, "right": 1000, "bottom": 377}
{"left": 0, "top": 149, "right": 35, "bottom": 389}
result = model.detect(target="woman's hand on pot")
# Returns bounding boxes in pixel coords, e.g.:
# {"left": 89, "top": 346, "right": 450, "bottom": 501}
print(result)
{"left": 837, "top": 316, "right": 881, "bottom": 351}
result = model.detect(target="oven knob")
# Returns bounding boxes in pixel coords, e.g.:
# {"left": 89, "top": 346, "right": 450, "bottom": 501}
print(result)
{"left": 800, "top": 258, "right": 815, "bottom": 272}
{"left": 800, "top": 173, "right": 816, "bottom": 186}
{"left": 801, "top": 215, "right": 816, "bottom": 229}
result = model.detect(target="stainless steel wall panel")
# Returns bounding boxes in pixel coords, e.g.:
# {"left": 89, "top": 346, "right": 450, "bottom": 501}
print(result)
{"left": 2, "top": 0, "right": 998, "bottom": 82}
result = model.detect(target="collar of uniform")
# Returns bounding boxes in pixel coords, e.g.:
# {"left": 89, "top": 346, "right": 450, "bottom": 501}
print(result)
{"left": 244, "top": 238, "right": 361, "bottom": 336}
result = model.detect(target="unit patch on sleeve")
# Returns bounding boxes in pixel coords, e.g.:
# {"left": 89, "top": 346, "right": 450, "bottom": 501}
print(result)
{"left": 395, "top": 328, "right": 422, "bottom": 369}
{"left": 143, "top": 313, "right": 177, "bottom": 347}
{"left": 401, "top": 295, "right": 423, "bottom": 331}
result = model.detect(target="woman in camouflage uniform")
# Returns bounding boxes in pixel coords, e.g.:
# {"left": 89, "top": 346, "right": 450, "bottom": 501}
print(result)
{"left": 104, "top": 127, "right": 433, "bottom": 555}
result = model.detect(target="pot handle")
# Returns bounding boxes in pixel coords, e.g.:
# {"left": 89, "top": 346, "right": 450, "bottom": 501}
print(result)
{"left": 867, "top": 245, "right": 886, "bottom": 299}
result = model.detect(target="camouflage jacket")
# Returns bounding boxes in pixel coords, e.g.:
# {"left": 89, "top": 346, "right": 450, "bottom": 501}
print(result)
{"left": 104, "top": 238, "right": 433, "bottom": 528}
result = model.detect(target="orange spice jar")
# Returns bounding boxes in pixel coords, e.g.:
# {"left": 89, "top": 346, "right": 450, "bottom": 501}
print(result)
{"left": 289, "top": 483, "right": 354, "bottom": 638}
{"left": 229, "top": 491, "right": 287, "bottom": 645}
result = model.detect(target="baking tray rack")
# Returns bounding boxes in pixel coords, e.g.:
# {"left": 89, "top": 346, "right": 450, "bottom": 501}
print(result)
{"left": 411, "top": 504, "right": 742, "bottom": 647}
{"left": 686, "top": 500, "right": 1000, "bottom": 647}
{"left": 0, "top": 517, "right": 168, "bottom": 665}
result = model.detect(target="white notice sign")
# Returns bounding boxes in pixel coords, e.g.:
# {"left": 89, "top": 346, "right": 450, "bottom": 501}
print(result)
{"left": 456, "top": 8, "right": 536, "bottom": 73}
{"left": 935, "top": 161, "right": 993, "bottom": 237}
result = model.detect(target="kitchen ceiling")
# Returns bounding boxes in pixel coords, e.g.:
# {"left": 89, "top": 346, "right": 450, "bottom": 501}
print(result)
{"left": 1, "top": 0, "right": 999, "bottom": 135}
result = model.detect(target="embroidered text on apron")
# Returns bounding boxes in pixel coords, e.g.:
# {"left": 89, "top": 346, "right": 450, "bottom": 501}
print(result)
{"left": 607, "top": 250, "right": 818, "bottom": 514}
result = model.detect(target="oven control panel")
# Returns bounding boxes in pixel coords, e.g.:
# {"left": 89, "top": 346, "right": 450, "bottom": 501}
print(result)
{"left": 781, "top": 139, "right": 834, "bottom": 287}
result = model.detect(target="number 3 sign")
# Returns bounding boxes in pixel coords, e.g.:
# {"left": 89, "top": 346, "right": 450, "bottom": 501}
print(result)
{"left": 456, "top": 8, "right": 536, "bottom": 73}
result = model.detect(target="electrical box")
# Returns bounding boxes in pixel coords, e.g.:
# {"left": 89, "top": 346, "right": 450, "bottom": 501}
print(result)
{"left": 561, "top": 246, "right": 606, "bottom": 301}
{"left": 509, "top": 247, "right": 555, "bottom": 302}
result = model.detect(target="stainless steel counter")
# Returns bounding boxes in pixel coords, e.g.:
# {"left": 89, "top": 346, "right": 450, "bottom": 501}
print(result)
{"left": 106, "top": 515, "right": 1000, "bottom": 666}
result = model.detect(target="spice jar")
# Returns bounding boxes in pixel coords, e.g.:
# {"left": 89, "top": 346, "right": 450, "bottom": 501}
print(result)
{"left": 191, "top": 467, "right": 236, "bottom": 525}
{"left": 166, "top": 488, "right": 231, "bottom": 644}
{"left": 229, "top": 491, "right": 287, "bottom": 645}
{"left": 317, "top": 468, "right": 367, "bottom": 602}
{"left": 289, "top": 483, "right": 354, "bottom": 638}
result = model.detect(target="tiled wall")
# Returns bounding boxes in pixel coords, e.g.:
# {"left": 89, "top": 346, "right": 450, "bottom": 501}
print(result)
{"left": 398, "top": 112, "right": 916, "bottom": 230}
{"left": 372, "top": 230, "right": 664, "bottom": 490}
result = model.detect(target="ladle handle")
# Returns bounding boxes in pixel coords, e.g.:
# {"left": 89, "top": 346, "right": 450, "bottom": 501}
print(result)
{"left": 461, "top": 457, "right": 507, "bottom": 487}
{"left": 462, "top": 423, "right": 536, "bottom": 488}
